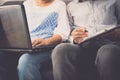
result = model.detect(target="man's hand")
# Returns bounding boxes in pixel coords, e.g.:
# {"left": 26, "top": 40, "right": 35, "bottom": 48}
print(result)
{"left": 71, "top": 27, "right": 88, "bottom": 44}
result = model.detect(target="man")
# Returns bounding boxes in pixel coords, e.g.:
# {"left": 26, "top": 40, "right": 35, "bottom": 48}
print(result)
{"left": 52, "top": 0, "right": 120, "bottom": 80}
{"left": 17, "top": 0, "right": 70, "bottom": 80}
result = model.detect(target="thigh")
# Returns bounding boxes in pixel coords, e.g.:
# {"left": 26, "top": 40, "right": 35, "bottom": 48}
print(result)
{"left": 96, "top": 44, "right": 120, "bottom": 80}
{"left": 52, "top": 43, "right": 86, "bottom": 63}
{"left": 52, "top": 43, "right": 98, "bottom": 64}
{"left": 19, "top": 51, "right": 52, "bottom": 65}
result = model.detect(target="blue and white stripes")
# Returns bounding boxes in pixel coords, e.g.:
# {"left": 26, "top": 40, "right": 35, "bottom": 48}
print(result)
{"left": 30, "top": 12, "right": 58, "bottom": 40}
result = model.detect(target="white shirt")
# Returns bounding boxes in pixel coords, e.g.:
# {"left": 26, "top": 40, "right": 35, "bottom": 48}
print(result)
{"left": 68, "top": 0, "right": 119, "bottom": 37}
{"left": 24, "top": 0, "right": 70, "bottom": 41}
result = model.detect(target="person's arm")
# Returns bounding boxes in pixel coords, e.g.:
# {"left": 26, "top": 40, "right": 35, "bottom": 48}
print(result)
{"left": 67, "top": 2, "right": 76, "bottom": 30}
{"left": 32, "top": 34, "right": 62, "bottom": 47}
{"left": 32, "top": 1, "right": 70, "bottom": 47}
{"left": 67, "top": 2, "right": 88, "bottom": 44}
{"left": 53, "top": 1, "right": 71, "bottom": 41}
{"left": 71, "top": 27, "right": 88, "bottom": 44}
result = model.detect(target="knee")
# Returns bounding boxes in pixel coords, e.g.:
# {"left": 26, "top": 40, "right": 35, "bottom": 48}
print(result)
{"left": 98, "top": 44, "right": 120, "bottom": 58}
{"left": 96, "top": 44, "right": 120, "bottom": 64}
{"left": 18, "top": 53, "right": 33, "bottom": 70}
{"left": 52, "top": 43, "right": 80, "bottom": 62}
{"left": 52, "top": 43, "right": 74, "bottom": 60}
{"left": 52, "top": 43, "right": 71, "bottom": 60}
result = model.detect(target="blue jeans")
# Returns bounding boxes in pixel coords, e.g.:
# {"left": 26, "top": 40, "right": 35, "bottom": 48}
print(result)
{"left": 17, "top": 51, "right": 51, "bottom": 80}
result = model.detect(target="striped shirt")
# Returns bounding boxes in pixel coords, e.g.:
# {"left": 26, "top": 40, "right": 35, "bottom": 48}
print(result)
{"left": 24, "top": 0, "right": 70, "bottom": 41}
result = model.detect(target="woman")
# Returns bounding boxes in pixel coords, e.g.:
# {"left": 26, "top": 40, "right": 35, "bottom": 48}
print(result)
{"left": 17, "top": 0, "right": 70, "bottom": 80}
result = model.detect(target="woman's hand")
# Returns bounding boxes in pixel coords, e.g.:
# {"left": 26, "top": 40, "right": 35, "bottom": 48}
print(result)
{"left": 71, "top": 27, "right": 88, "bottom": 44}
{"left": 32, "top": 38, "right": 48, "bottom": 47}
{"left": 32, "top": 35, "right": 62, "bottom": 47}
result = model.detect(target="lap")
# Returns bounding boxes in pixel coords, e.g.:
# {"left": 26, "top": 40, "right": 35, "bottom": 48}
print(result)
{"left": 18, "top": 51, "right": 52, "bottom": 64}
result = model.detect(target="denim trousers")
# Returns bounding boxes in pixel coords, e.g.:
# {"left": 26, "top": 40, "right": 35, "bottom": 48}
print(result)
{"left": 17, "top": 50, "right": 51, "bottom": 80}
{"left": 52, "top": 42, "right": 120, "bottom": 80}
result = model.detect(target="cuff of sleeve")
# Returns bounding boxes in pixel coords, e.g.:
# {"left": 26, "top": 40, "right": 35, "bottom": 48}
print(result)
{"left": 69, "top": 36, "right": 79, "bottom": 44}
{"left": 69, "top": 36, "right": 74, "bottom": 44}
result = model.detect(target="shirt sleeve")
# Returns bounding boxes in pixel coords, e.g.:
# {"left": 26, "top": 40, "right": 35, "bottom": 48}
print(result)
{"left": 67, "top": 2, "right": 77, "bottom": 43}
{"left": 67, "top": 2, "right": 77, "bottom": 29}
{"left": 54, "top": 2, "right": 71, "bottom": 41}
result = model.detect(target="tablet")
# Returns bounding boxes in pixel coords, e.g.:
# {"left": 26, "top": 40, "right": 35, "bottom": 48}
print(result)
{"left": 79, "top": 25, "right": 120, "bottom": 47}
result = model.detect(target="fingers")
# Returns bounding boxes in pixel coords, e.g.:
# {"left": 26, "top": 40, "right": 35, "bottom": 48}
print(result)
{"left": 72, "top": 31, "right": 85, "bottom": 36}
{"left": 72, "top": 29, "right": 88, "bottom": 39}
{"left": 32, "top": 38, "right": 43, "bottom": 47}
{"left": 71, "top": 27, "right": 88, "bottom": 44}
{"left": 72, "top": 32, "right": 88, "bottom": 38}
{"left": 71, "top": 27, "right": 88, "bottom": 36}
{"left": 35, "top": 43, "right": 44, "bottom": 47}
{"left": 32, "top": 40, "right": 38, "bottom": 47}
{"left": 73, "top": 37, "right": 84, "bottom": 44}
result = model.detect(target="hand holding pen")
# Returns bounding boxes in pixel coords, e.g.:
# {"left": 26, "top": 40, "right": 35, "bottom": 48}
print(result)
{"left": 71, "top": 27, "right": 88, "bottom": 44}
